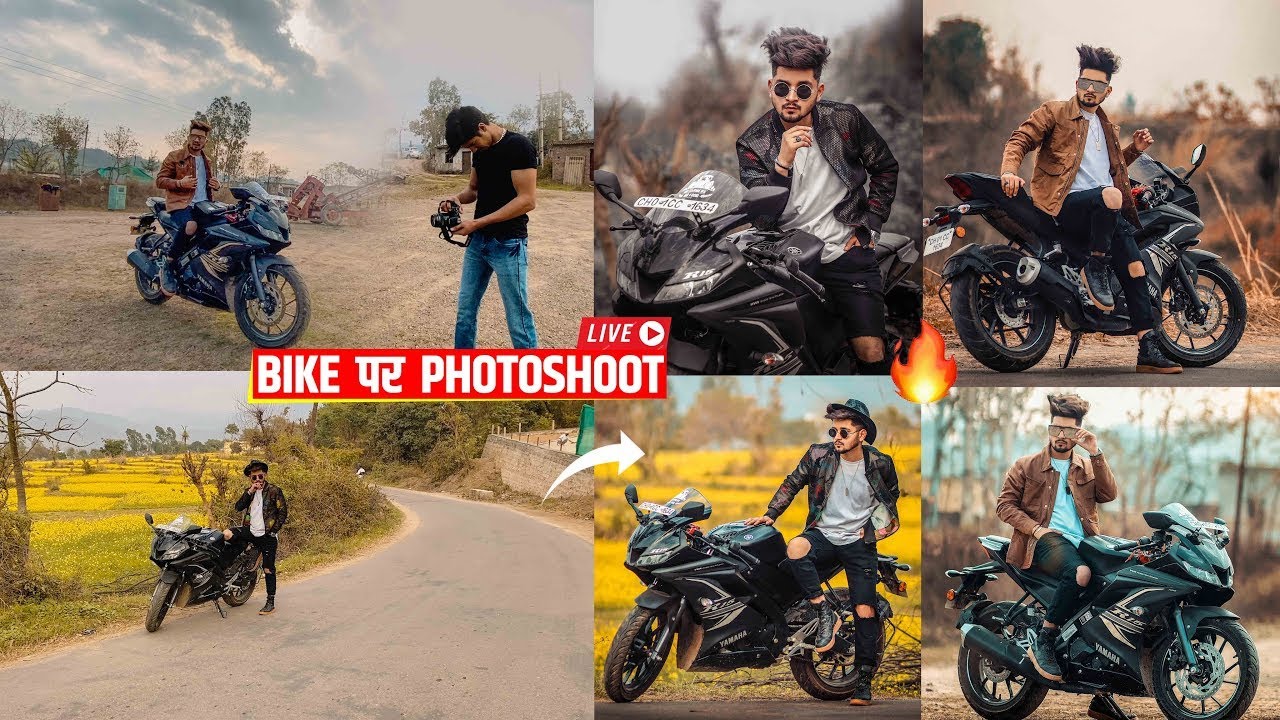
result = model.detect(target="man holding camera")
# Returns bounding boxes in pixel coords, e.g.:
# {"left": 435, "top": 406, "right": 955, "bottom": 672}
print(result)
{"left": 440, "top": 106, "right": 540, "bottom": 349}
{"left": 222, "top": 460, "right": 288, "bottom": 615}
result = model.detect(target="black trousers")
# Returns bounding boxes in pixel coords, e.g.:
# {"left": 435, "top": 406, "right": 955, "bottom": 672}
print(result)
{"left": 230, "top": 526, "right": 278, "bottom": 596}
{"left": 1031, "top": 533, "right": 1093, "bottom": 626}
{"left": 1057, "top": 188, "right": 1156, "bottom": 330}
{"left": 791, "top": 528, "right": 881, "bottom": 666}
{"left": 815, "top": 245, "right": 886, "bottom": 340}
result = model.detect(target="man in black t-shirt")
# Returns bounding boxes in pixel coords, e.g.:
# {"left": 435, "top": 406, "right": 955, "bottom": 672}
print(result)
{"left": 443, "top": 106, "right": 540, "bottom": 348}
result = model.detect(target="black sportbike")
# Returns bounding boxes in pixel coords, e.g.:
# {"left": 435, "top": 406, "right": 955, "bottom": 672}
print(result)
{"left": 925, "top": 143, "right": 1246, "bottom": 371}
{"left": 602, "top": 486, "right": 910, "bottom": 702}
{"left": 945, "top": 503, "right": 1258, "bottom": 720}
{"left": 143, "top": 514, "right": 262, "bottom": 632}
{"left": 127, "top": 181, "right": 311, "bottom": 347}
{"left": 596, "top": 169, "right": 921, "bottom": 375}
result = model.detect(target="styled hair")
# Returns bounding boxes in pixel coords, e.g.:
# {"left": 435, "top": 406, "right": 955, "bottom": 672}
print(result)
{"left": 445, "top": 105, "right": 488, "bottom": 159}
{"left": 189, "top": 118, "right": 212, "bottom": 134}
{"left": 762, "top": 27, "right": 831, "bottom": 80}
{"left": 825, "top": 407, "right": 862, "bottom": 426}
{"left": 1076, "top": 44, "right": 1121, "bottom": 80}
{"left": 1047, "top": 393, "right": 1091, "bottom": 421}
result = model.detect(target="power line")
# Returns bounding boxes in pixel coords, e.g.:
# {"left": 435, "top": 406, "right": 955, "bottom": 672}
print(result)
{"left": 0, "top": 57, "right": 193, "bottom": 117}
{"left": 0, "top": 44, "right": 197, "bottom": 112}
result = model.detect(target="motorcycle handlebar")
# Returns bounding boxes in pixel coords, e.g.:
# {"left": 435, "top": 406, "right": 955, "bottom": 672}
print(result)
{"left": 729, "top": 541, "right": 761, "bottom": 566}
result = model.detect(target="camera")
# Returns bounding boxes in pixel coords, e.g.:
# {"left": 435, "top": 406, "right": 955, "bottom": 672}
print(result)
{"left": 431, "top": 201, "right": 467, "bottom": 247}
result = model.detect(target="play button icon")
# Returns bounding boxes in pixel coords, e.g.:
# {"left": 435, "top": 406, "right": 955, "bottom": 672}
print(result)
{"left": 639, "top": 320, "right": 666, "bottom": 347}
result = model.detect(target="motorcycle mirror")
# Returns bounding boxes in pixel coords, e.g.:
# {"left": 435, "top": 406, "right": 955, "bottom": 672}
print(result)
{"left": 677, "top": 502, "right": 709, "bottom": 520}
{"left": 593, "top": 170, "right": 623, "bottom": 199}
{"left": 144, "top": 512, "right": 154, "bottom": 526}
{"left": 1184, "top": 144, "right": 1207, "bottom": 182}
{"left": 734, "top": 185, "right": 789, "bottom": 218}
{"left": 624, "top": 483, "right": 638, "bottom": 504}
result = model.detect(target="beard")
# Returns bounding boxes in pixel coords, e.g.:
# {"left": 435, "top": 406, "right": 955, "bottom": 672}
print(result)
{"left": 1052, "top": 439, "right": 1072, "bottom": 452}
{"left": 776, "top": 101, "right": 811, "bottom": 123}
{"left": 1079, "top": 93, "right": 1101, "bottom": 108}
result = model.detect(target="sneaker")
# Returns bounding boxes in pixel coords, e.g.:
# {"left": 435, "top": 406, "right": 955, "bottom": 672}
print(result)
{"left": 1080, "top": 256, "right": 1116, "bottom": 311}
{"left": 159, "top": 261, "right": 179, "bottom": 296}
{"left": 849, "top": 664, "right": 874, "bottom": 706}
{"left": 1027, "top": 626, "right": 1063, "bottom": 681}
{"left": 813, "top": 601, "right": 841, "bottom": 653}
{"left": 1088, "top": 694, "right": 1136, "bottom": 720}
{"left": 1136, "top": 333, "right": 1183, "bottom": 374}
{"left": 259, "top": 597, "right": 275, "bottom": 615}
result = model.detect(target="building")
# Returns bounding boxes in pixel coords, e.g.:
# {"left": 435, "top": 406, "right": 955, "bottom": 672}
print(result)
{"left": 429, "top": 144, "right": 472, "bottom": 174}
{"left": 545, "top": 140, "right": 594, "bottom": 186}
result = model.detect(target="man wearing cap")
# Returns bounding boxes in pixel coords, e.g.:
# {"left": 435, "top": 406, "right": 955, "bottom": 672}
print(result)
{"left": 745, "top": 399, "right": 901, "bottom": 706}
{"left": 222, "top": 460, "right": 288, "bottom": 615}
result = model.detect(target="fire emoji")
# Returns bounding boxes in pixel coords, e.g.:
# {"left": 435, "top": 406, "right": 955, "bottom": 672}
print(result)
{"left": 891, "top": 321, "right": 957, "bottom": 404}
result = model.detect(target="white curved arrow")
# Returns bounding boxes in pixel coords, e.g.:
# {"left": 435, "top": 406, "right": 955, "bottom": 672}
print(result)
{"left": 542, "top": 431, "right": 644, "bottom": 502}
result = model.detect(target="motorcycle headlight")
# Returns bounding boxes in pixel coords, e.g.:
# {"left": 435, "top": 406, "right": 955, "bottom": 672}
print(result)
{"left": 654, "top": 273, "right": 721, "bottom": 304}
{"left": 259, "top": 226, "right": 284, "bottom": 243}
{"left": 160, "top": 541, "right": 189, "bottom": 561}
{"left": 634, "top": 533, "right": 686, "bottom": 567}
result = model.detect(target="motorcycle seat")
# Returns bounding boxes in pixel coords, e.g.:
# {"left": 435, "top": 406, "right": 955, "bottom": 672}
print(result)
{"left": 875, "top": 233, "right": 912, "bottom": 255}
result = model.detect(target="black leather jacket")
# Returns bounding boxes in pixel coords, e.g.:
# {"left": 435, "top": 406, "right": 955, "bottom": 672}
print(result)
{"left": 736, "top": 100, "right": 899, "bottom": 235}
{"left": 764, "top": 442, "right": 901, "bottom": 545}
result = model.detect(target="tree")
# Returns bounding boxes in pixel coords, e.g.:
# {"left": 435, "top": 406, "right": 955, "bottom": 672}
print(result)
{"left": 230, "top": 441, "right": 243, "bottom": 455}
{"left": 245, "top": 150, "right": 268, "bottom": 181}
{"left": 923, "top": 19, "right": 989, "bottom": 111}
{"left": 0, "top": 99, "right": 32, "bottom": 169}
{"left": 164, "top": 125, "right": 189, "bottom": 151}
{"left": 505, "top": 104, "right": 537, "bottom": 136}
{"left": 102, "top": 439, "right": 127, "bottom": 457}
{"left": 225, "top": 423, "right": 240, "bottom": 438}
{"left": 197, "top": 96, "right": 253, "bottom": 179}
{"left": 1257, "top": 76, "right": 1280, "bottom": 128}
{"left": 102, "top": 125, "right": 140, "bottom": 181}
{"left": 13, "top": 144, "right": 54, "bottom": 174}
{"left": 35, "top": 108, "right": 89, "bottom": 181}
{"left": 141, "top": 149, "right": 161, "bottom": 173}
{"left": 408, "top": 78, "right": 461, "bottom": 152}
{"left": 536, "top": 90, "right": 591, "bottom": 145}
{"left": 265, "top": 163, "right": 289, "bottom": 186}
{"left": 180, "top": 450, "right": 216, "bottom": 527}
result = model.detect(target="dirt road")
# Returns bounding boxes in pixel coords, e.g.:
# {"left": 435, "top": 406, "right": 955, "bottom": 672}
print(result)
{"left": 922, "top": 633, "right": 1280, "bottom": 719}
{"left": 0, "top": 177, "right": 593, "bottom": 370}
{"left": 597, "top": 698, "right": 921, "bottom": 719}
{"left": 0, "top": 487, "right": 593, "bottom": 720}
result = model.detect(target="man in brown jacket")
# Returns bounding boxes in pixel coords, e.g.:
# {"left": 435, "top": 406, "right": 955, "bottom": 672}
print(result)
{"left": 996, "top": 393, "right": 1117, "bottom": 684}
{"left": 155, "top": 118, "right": 220, "bottom": 295}
{"left": 1000, "top": 45, "right": 1180, "bottom": 374}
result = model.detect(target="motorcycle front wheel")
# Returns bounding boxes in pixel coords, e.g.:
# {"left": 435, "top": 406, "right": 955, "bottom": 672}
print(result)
{"left": 145, "top": 578, "right": 176, "bottom": 632}
{"left": 956, "top": 601, "right": 1048, "bottom": 720}
{"left": 789, "top": 588, "right": 886, "bottom": 700}
{"left": 602, "top": 604, "right": 674, "bottom": 702}
{"left": 1142, "top": 617, "right": 1258, "bottom": 720}
{"left": 233, "top": 263, "right": 312, "bottom": 348}
{"left": 950, "top": 249, "right": 1056, "bottom": 372}
{"left": 1156, "top": 259, "right": 1247, "bottom": 367}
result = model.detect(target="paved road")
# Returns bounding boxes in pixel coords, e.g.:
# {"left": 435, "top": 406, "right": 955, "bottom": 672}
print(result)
{"left": 596, "top": 698, "right": 921, "bottom": 719}
{"left": 0, "top": 488, "right": 593, "bottom": 719}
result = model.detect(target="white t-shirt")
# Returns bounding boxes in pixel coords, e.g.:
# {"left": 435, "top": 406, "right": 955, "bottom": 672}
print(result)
{"left": 779, "top": 143, "right": 857, "bottom": 264}
{"left": 193, "top": 154, "right": 209, "bottom": 203}
{"left": 1069, "top": 110, "right": 1114, "bottom": 193}
{"left": 249, "top": 489, "right": 266, "bottom": 537}
{"left": 816, "top": 457, "right": 875, "bottom": 545}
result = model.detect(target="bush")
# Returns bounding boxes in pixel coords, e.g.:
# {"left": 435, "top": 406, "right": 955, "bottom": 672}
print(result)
{"left": 0, "top": 510, "right": 74, "bottom": 604}
{"left": 44, "top": 477, "right": 61, "bottom": 493}
{"left": 80, "top": 459, "right": 95, "bottom": 475}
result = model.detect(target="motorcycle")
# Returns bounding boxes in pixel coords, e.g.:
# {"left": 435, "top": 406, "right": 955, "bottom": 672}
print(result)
{"left": 126, "top": 181, "right": 312, "bottom": 348}
{"left": 601, "top": 485, "right": 910, "bottom": 702}
{"left": 143, "top": 513, "right": 261, "bottom": 632}
{"left": 924, "top": 143, "right": 1247, "bottom": 371}
{"left": 944, "top": 502, "right": 1258, "bottom": 720}
{"left": 596, "top": 169, "right": 922, "bottom": 374}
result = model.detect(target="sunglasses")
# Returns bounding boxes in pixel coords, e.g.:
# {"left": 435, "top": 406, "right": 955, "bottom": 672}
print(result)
{"left": 1075, "top": 77, "right": 1110, "bottom": 93}
{"left": 1047, "top": 424, "right": 1082, "bottom": 438}
{"left": 772, "top": 80, "right": 814, "bottom": 101}
{"left": 828, "top": 427, "right": 863, "bottom": 440}
{"left": 250, "top": 473, "right": 266, "bottom": 481}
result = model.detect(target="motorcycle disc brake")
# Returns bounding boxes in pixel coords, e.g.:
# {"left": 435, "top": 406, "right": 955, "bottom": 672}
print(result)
{"left": 1175, "top": 641, "right": 1227, "bottom": 701}
{"left": 1172, "top": 286, "right": 1221, "bottom": 339}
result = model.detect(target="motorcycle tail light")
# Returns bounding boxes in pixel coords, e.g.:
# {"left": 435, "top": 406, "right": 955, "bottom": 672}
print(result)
{"left": 945, "top": 175, "right": 974, "bottom": 200}
{"left": 946, "top": 589, "right": 956, "bottom": 600}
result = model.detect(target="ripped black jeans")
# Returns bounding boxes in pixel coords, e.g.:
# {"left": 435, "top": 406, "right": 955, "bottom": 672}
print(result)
{"left": 1057, "top": 188, "right": 1156, "bottom": 331}
{"left": 792, "top": 528, "right": 881, "bottom": 666}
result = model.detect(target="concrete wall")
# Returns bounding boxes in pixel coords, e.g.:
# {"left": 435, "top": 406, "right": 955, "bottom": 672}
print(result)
{"left": 480, "top": 434, "right": 592, "bottom": 498}
{"left": 546, "top": 142, "right": 594, "bottom": 185}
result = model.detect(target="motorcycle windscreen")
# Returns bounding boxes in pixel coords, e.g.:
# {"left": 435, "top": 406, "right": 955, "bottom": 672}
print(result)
{"left": 625, "top": 170, "right": 748, "bottom": 279}
{"left": 1127, "top": 154, "right": 1179, "bottom": 187}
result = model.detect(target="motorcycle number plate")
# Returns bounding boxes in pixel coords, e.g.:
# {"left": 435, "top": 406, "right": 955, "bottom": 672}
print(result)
{"left": 924, "top": 227, "right": 956, "bottom": 256}
{"left": 638, "top": 502, "right": 675, "bottom": 516}
{"left": 634, "top": 196, "right": 719, "bottom": 214}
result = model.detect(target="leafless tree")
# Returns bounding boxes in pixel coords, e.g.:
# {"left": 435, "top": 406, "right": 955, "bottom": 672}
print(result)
{"left": 0, "top": 372, "right": 90, "bottom": 514}
{"left": 0, "top": 98, "right": 32, "bottom": 169}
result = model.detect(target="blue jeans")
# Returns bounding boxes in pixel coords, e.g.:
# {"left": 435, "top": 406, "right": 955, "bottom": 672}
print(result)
{"left": 454, "top": 233, "right": 538, "bottom": 348}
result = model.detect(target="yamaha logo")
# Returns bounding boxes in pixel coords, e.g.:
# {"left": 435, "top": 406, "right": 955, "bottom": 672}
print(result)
{"left": 786, "top": 246, "right": 802, "bottom": 255}
{"left": 742, "top": 533, "right": 754, "bottom": 540}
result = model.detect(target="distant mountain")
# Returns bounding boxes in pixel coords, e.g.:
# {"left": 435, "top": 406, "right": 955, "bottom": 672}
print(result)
{"left": 2, "top": 138, "right": 148, "bottom": 172}
{"left": 26, "top": 407, "right": 228, "bottom": 449}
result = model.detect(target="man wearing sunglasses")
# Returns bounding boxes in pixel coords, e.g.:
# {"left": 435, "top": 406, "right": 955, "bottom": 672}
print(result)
{"left": 996, "top": 394, "right": 1118, "bottom": 698}
{"left": 744, "top": 399, "right": 901, "bottom": 706}
{"left": 222, "top": 460, "right": 289, "bottom": 615}
{"left": 1000, "top": 44, "right": 1180, "bottom": 374}
{"left": 736, "top": 27, "right": 900, "bottom": 375}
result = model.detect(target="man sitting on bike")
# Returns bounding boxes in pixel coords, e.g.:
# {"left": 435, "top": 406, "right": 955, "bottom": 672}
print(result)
{"left": 736, "top": 27, "right": 900, "bottom": 375}
{"left": 745, "top": 399, "right": 901, "bottom": 706}
{"left": 155, "top": 118, "right": 221, "bottom": 296}
{"left": 996, "top": 393, "right": 1118, "bottom": 701}
{"left": 222, "top": 460, "right": 288, "bottom": 615}
{"left": 999, "top": 44, "right": 1180, "bottom": 374}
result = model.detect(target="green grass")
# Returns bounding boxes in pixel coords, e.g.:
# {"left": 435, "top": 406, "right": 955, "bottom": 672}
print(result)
{"left": 536, "top": 179, "right": 591, "bottom": 192}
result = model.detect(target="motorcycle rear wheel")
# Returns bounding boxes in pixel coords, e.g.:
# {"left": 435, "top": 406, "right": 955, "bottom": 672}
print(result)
{"left": 1142, "top": 617, "right": 1258, "bottom": 720}
{"left": 134, "top": 266, "right": 169, "bottom": 305}
{"left": 950, "top": 250, "right": 1056, "bottom": 373}
{"left": 145, "top": 579, "right": 176, "bottom": 633}
{"left": 233, "top": 264, "right": 312, "bottom": 348}
{"left": 222, "top": 550, "right": 261, "bottom": 607}
{"left": 789, "top": 588, "right": 887, "bottom": 700}
{"left": 603, "top": 605, "right": 674, "bottom": 702}
{"left": 957, "top": 601, "right": 1048, "bottom": 720}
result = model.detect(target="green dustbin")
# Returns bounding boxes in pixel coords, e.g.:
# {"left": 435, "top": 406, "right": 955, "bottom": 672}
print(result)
{"left": 107, "top": 183, "right": 127, "bottom": 210}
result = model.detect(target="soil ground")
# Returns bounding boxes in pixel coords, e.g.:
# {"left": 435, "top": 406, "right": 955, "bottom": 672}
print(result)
{"left": 0, "top": 173, "right": 592, "bottom": 370}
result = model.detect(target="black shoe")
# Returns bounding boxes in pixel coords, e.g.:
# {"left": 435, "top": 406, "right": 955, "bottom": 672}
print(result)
{"left": 159, "top": 262, "right": 179, "bottom": 296}
{"left": 813, "top": 601, "right": 841, "bottom": 652}
{"left": 1088, "top": 694, "right": 1136, "bottom": 720}
{"left": 1136, "top": 333, "right": 1183, "bottom": 374}
{"left": 849, "top": 664, "right": 874, "bottom": 706}
{"left": 1080, "top": 256, "right": 1116, "bottom": 311}
{"left": 259, "top": 597, "right": 275, "bottom": 615}
{"left": 1027, "top": 626, "right": 1063, "bottom": 682}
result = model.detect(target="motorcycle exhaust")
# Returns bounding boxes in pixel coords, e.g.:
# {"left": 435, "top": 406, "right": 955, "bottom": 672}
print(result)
{"left": 1015, "top": 258, "right": 1082, "bottom": 312}
{"left": 959, "top": 623, "right": 1037, "bottom": 678}
{"left": 127, "top": 249, "right": 159, "bottom": 281}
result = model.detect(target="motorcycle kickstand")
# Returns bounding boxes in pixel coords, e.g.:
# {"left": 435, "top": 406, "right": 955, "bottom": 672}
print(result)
{"left": 1090, "top": 693, "right": 1136, "bottom": 720}
{"left": 1061, "top": 330, "right": 1083, "bottom": 369}
{"left": 213, "top": 598, "right": 228, "bottom": 619}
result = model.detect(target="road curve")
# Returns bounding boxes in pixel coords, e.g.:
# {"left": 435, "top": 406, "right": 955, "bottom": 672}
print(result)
{"left": 0, "top": 487, "right": 593, "bottom": 719}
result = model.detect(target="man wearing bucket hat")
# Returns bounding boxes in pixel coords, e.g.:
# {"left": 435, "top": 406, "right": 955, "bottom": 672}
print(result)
{"left": 745, "top": 398, "right": 901, "bottom": 706}
{"left": 221, "top": 460, "right": 288, "bottom": 615}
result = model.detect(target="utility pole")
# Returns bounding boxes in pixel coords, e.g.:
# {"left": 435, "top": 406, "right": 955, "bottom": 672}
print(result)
{"left": 80, "top": 122, "right": 89, "bottom": 183}
{"left": 557, "top": 73, "right": 564, "bottom": 142}
{"left": 1234, "top": 389, "right": 1252, "bottom": 570}
{"left": 537, "top": 74, "right": 544, "bottom": 167}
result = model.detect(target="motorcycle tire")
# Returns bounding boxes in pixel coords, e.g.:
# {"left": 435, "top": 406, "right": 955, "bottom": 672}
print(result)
{"left": 1141, "top": 617, "right": 1258, "bottom": 720}
{"left": 789, "top": 588, "right": 886, "bottom": 701}
{"left": 233, "top": 263, "right": 312, "bottom": 348}
{"left": 956, "top": 601, "right": 1048, "bottom": 720}
{"left": 1156, "top": 259, "right": 1247, "bottom": 368}
{"left": 222, "top": 551, "right": 261, "bottom": 607}
{"left": 145, "top": 578, "right": 176, "bottom": 633}
{"left": 602, "top": 604, "right": 675, "bottom": 702}
{"left": 950, "top": 250, "right": 1056, "bottom": 373}
{"left": 134, "top": 265, "right": 169, "bottom": 305}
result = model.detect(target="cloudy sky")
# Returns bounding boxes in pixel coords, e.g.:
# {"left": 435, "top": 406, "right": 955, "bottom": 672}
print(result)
{"left": 0, "top": 0, "right": 592, "bottom": 176}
